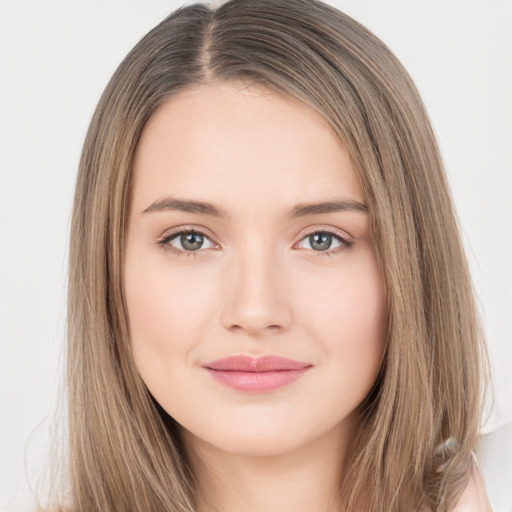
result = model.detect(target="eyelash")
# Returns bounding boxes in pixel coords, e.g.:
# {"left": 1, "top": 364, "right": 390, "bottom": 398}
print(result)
{"left": 299, "top": 227, "right": 354, "bottom": 257}
{"left": 157, "top": 228, "right": 216, "bottom": 259}
{"left": 157, "top": 227, "right": 354, "bottom": 259}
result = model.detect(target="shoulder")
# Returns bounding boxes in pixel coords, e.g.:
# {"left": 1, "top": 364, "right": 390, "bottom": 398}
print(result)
{"left": 450, "top": 453, "right": 493, "bottom": 511}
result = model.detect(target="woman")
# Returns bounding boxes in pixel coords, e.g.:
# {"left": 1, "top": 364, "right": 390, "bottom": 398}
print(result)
{"left": 53, "top": 0, "right": 492, "bottom": 510}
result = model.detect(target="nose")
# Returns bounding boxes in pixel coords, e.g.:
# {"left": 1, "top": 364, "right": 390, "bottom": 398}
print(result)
{"left": 220, "top": 245, "right": 293, "bottom": 337}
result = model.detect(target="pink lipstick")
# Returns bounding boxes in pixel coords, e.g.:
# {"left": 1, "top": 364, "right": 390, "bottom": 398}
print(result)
{"left": 202, "top": 355, "right": 312, "bottom": 392}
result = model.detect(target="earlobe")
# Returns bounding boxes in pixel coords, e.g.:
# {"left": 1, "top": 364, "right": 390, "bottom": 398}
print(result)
{"left": 451, "top": 454, "right": 493, "bottom": 512}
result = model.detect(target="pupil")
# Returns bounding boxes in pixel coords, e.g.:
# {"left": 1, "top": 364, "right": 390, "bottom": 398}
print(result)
{"left": 182, "top": 232, "right": 203, "bottom": 251}
{"left": 311, "top": 233, "right": 332, "bottom": 251}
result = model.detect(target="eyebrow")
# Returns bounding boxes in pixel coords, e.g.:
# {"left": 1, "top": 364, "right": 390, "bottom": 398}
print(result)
{"left": 287, "top": 198, "right": 367, "bottom": 217}
{"left": 142, "top": 196, "right": 368, "bottom": 219}
{"left": 143, "top": 197, "right": 232, "bottom": 218}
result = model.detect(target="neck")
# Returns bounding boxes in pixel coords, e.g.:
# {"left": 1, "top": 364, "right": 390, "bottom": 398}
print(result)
{"left": 181, "top": 424, "right": 350, "bottom": 512}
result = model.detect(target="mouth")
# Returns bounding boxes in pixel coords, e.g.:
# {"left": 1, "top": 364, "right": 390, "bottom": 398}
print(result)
{"left": 202, "top": 354, "right": 313, "bottom": 392}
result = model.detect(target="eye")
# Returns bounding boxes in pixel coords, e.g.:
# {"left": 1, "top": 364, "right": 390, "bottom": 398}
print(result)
{"left": 297, "top": 231, "right": 353, "bottom": 254}
{"left": 158, "top": 228, "right": 217, "bottom": 257}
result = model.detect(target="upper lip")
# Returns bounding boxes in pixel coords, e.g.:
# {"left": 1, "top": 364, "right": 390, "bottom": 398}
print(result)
{"left": 202, "top": 355, "right": 312, "bottom": 372}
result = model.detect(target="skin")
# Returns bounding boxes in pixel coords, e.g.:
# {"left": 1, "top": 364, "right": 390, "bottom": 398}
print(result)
{"left": 123, "top": 80, "right": 387, "bottom": 512}
{"left": 452, "top": 456, "right": 493, "bottom": 512}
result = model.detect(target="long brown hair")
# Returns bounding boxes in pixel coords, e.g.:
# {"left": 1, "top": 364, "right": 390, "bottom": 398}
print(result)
{"left": 52, "top": 1, "right": 487, "bottom": 510}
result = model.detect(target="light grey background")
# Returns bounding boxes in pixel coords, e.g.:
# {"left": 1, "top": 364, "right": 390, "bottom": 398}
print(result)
{"left": 1, "top": 1, "right": 511, "bottom": 511}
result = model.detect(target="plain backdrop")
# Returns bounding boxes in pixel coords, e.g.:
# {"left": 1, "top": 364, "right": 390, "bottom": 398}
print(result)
{"left": 1, "top": 1, "right": 511, "bottom": 511}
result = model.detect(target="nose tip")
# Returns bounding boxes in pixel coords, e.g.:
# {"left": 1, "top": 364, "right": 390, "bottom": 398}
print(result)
{"left": 220, "top": 259, "right": 292, "bottom": 337}
{"left": 227, "top": 312, "right": 284, "bottom": 336}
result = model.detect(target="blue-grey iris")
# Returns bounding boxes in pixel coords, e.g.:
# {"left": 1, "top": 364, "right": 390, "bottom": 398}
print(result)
{"left": 310, "top": 233, "right": 332, "bottom": 251}
{"left": 181, "top": 233, "right": 204, "bottom": 251}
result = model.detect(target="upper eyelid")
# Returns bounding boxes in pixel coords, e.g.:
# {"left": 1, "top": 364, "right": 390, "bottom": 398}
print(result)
{"left": 159, "top": 225, "right": 352, "bottom": 247}
{"left": 160, "top": 225, "right": 216, "bottom": 242}
{"left": 296, "top": 229, "right": 353, "bottom": 251}
{"left": 300, "top": 225, "right": 352, "bottom": 240}
{"left": 159, "top": 225, "right": 352, "bottom": 241}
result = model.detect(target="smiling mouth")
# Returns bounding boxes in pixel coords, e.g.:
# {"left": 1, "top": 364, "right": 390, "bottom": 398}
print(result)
{"left": 202, "top": 354, "right": 312, "bottom": 392}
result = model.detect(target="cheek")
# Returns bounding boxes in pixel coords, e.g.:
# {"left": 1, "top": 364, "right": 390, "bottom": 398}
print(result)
{"left": 304, "top": 249, "right": 387, "bottom": 389}
{"left": 124, "top": 255, "right": 213, "bottom": 377}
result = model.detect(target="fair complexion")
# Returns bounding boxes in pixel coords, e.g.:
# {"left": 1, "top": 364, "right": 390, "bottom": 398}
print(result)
{"left": 124, "top": 81, "right": 388, "bottom": 512}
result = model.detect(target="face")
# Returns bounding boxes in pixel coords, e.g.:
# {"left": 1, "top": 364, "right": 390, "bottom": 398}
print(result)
{"left": 124, "top": 82, "right": 387, "bottom": 458}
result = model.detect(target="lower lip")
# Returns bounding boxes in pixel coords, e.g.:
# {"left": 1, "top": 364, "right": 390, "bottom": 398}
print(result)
{"left": 204, "top": 368, "right": 310, "bottom": 392}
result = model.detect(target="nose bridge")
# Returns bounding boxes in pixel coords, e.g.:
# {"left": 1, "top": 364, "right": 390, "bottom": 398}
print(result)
{"left": 221, "top": 234, "right": 292, "bottom": 336}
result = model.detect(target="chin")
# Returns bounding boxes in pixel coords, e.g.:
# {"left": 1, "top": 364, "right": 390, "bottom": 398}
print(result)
{"left": 178, "top": 412, "right": 344, "bottom": 460}
{"left": 192, "top": 431, "right": 306, "bottom": 458}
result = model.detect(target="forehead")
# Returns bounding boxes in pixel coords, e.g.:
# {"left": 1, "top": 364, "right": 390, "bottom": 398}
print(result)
{"left": 131, "top": 82, "right": 364, "bottom": 214}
